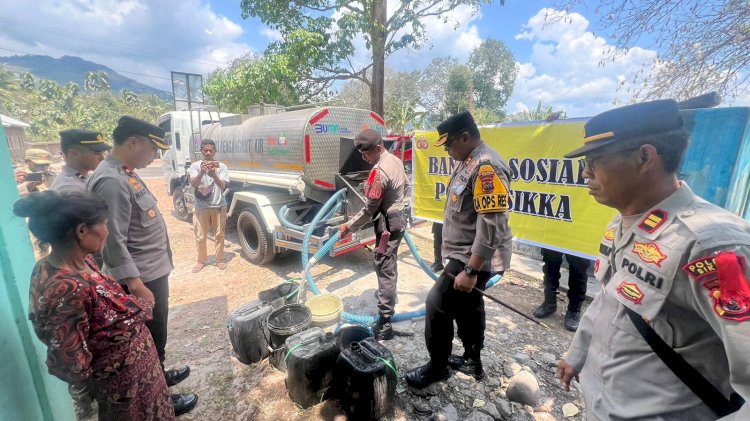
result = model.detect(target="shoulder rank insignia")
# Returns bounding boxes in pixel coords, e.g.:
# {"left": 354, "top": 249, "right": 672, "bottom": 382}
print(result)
{"left": 472, "top": 164, "right": 509, "bottom": 213}
{"left": 711, "top": 251, "right": 750, "bottom": 321}
{"left": 638, "top": 209, "right": 667, "bottom": 233}
{"left": 632, "top": 241, "right": 667, "bottom": 267}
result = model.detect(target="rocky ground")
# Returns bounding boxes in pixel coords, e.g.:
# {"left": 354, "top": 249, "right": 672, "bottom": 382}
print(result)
{"left": 92, "top": 169, "right": 588, "bottom": 421}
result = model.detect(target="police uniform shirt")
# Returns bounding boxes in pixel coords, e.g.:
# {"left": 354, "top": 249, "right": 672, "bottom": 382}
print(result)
{"left": 347, "top": 150, "right": 410, "bottom": 232}
{"left": 566, "top": 183, "right": 750, "bottom": 420}
{"left": 87, "top": 155, "right": 173, "bottom": 283}
{"left": 442, "top": 142, "right": 512, "bottom": 272}
{"left": 51, "top": 164, "right": 87, "bottom": 192}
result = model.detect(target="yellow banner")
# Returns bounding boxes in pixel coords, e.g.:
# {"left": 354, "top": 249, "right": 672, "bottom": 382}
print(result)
{"left": 412, "top": 121, "right": 618, "bottom": 258}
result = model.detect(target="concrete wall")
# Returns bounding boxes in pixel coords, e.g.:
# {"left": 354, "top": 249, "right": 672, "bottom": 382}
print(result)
{"left": 0, "top": 125, "right": 74, "bottom": 420}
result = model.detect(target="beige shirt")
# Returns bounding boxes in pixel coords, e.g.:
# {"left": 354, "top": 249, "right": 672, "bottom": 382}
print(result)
{"left": 347, "top": 150, "right": 410, "bottom": 233}
{"left": 566, "top": 183, "right": 750, "bottom": 420}
{"left": 442, "top": 142, "right": 512, "bottom": 272}
{"left": 87, "top": 155, "right": 173, "bottom": 283}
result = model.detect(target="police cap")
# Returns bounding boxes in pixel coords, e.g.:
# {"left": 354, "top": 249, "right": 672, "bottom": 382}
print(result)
{"left": 60, "top": 129, "right": 111, "bottom": 152}
{"left": 354, "top": 128, "right": 383, "bottom": 151}
{"left": 435, "top": 111, "right": 479, "bottom": 147}
{"left": 564, "top": 99, "right": 683, "bottom": 158}
{"left": 113, "top": 116, "right": 169, "bottom": 150}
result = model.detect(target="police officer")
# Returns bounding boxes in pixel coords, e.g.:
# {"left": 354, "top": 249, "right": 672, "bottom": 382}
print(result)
{"left": 16, "top": 148, "right": 55, "bottom": 197}
{"left": 406, "top": 112, "right": 512, "bottom": 388}
{"left": 87, "top": 116, "right": 198, "bottom": 416}
{"left": 339, "top": 128, "right": 410, "bottom": 341}
{"left": 51, "top": 129, "right": 110, "bottom": 192}
{"left": 533, "top": 248, "right": 591, "bottom": 331}
{"left": 557, "top": 100, "right": 750, "bottom": 419}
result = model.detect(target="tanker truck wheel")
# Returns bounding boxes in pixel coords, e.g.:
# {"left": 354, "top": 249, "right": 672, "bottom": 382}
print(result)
{"left": 172, "top": 188, "right": 192, "bottom": 223}
{"left": 237, "top": 209, "right": 276, "bottom": 265}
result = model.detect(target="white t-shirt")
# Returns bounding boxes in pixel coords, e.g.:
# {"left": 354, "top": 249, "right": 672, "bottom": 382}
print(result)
{"left": 188, "top": 160, "right": 230, "bottom": 209}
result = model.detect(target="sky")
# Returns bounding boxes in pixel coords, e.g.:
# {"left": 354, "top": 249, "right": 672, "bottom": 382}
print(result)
{"left": 0, "top": 0, "right": 744, "bottom": 118}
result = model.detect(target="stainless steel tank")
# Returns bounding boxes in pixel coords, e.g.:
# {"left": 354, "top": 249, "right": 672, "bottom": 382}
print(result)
{"left": 202, "top": 106, "right": 387, "bottom": 192}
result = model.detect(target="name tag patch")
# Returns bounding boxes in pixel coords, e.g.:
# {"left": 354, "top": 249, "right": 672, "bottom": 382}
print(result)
{"left": 621, "top": 257, "right": 664, "bottom": 289}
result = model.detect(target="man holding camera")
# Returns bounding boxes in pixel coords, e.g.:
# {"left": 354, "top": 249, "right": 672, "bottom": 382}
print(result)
{"left": 16, "top": 148, "right": 56, "bottom": 197}
{"left": 189, "top": 138, "right": 230, "bottom": 272}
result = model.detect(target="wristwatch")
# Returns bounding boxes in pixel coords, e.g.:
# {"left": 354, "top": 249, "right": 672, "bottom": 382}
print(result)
{"left": 463, "top": 264, "right": 477, "bottom": 276}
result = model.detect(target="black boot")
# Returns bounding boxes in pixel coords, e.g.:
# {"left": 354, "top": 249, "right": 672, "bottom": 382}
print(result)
{"left": 533, "top": 292, "right": 557, "bottom": 318}
{"left": 405, "top": 362, "right": 452, "bottom": 388}
{"left": 447, "top": 353, "right": 485, "bottom": 380}
{"left": 374, "top": 321, "right": 394, "bottom": 340}
{"left": 564, "top": 301, "right": 583, "bottom": 332}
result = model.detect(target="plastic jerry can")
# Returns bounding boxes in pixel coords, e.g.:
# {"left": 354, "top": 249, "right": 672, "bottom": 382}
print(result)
{"left": 284, "top": 327, "right": 340, "bottom": 408}
{"left": 335, "top": 337, "right": 398, "bottom": 420}
{"left": 227, "top": 296, "right": 285, "bottom": 364}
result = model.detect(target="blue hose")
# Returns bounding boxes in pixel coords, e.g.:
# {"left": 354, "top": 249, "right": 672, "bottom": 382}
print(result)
{"left": 278, "top": 201, "right": 343, "bottom": 231}
{"left": 296, "top": 189, "right": 503, "bottom": 324}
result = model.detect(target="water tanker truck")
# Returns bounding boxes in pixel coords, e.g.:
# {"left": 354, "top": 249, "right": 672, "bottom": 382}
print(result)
{"left": 159, "top": 106, "right": 392, "bottom": 265}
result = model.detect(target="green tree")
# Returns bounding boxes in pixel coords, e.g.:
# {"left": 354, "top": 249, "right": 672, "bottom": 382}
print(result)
{"left": 204, "top": 53, "right": 322, "bottom": 113}
{"left": 84, "top": 71, "right": 110, "bottom": 92}
{"left": 443, "top": 64, "right": 473, "bottom": 115}
{"left": 240, "top": 0, "right": 498, "bottom": 116}
{"left": 20, "top": 72, "right": 35, "bottom": 91}
{"left": 0, "top": 66, "right": 20, "bottom": 110}
{"left": 507, "top": 101, "right": 566, "bottom": 122}
{"left": 467, "top": 38, "right": 517, "bottom": 111}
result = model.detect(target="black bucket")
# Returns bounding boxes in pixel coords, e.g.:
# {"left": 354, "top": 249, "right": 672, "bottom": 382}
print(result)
{"left": 267, "top": 304, "right": 312, "bottom": 369}
{"left": 335, "top": 324, "right": 373, "bottom": 349}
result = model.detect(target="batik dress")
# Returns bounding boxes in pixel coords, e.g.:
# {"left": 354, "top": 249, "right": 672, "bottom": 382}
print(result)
{"left": 29, "top": 256, "right": 175, "bottom": 420}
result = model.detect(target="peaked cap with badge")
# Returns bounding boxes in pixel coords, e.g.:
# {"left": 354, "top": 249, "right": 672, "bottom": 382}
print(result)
{"left": 435, "top": 111, "right": 478, "bottom": 147}
{"left": 565, "top": 99, "right": 683, "bottom": 158}
{"left": 113, "top": 116, "right": 169, "bottom": 150}
{"left": 60, "top": 129, "right": 112, "bottom": 152}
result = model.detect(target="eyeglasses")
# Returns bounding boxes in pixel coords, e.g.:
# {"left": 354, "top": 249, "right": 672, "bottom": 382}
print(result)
{"left": 582, "top": 147, "right": 640, "bottom": 172}
{"left": 443, "top": 134, "right": 460, "bottom": 151}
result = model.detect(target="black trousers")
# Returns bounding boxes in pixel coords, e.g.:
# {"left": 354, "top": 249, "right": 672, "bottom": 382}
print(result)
{"left": 374, "top": 230, "right": 403, "bottom": 323}
{"left": 425, "top": 259, "right": 491, "bottom": 368}
{"left": 144, "top": 275, "right": 170, "bottom": 367}
{"left": 431, "top": 223, "right": 443, "bottom": 263}
{"left": 541, "top": 248, "right": 590, "bottom": 309}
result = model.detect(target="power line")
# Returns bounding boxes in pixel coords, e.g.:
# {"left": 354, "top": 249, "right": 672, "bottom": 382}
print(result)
{"left": 0, "top": 15, "right": 234, "bottom": 68}
{"left": 0, "top": 46, "right": 173, "bottom": 82}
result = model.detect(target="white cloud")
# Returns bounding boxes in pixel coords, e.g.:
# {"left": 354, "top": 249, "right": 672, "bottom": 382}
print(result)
{"left": 509, "top": 8, "right": 658, "bottom": 117}
{"left": 387, "top": 4, "right": 483, "bottom": 68}
{"left": 260, "top": 27, "right": 283, "bottom": 42}
{"left": 0, "top": 0, "right": 252, "bottom": 90}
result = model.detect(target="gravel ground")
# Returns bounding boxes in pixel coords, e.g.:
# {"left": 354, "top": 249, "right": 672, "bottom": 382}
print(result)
{"left": 119, "top": 171, "right": 587, "bottom": 421}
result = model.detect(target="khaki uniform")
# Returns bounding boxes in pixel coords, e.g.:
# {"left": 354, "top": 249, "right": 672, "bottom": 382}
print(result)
{"left": 426, "top": 141, "right": 512, "bottom": 366}
{"left": 87, "top": 155, "right": 173, "bottom": 364}
{"left": 51, "top": 164, "right": 86, "bottom": 192}
{"left": 347, "top": 150, "right": 410, "bottom": 323}
{"left": 441, "top": 142, "right": 512, "bottom": 272}
{"left": 567, "top": 183, "right": 750, "bottom": 420}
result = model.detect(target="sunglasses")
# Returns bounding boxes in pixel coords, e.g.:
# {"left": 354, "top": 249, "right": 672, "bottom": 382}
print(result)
{"left": 582, "top": 146, "right": 641, "bottom": 172}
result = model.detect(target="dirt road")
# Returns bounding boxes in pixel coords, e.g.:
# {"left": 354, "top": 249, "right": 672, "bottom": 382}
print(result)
{"left": 139, "top": 174, "right": 585, "bottom": 421}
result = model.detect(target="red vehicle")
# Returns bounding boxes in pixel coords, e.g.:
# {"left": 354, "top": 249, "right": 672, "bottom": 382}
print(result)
{"left": 386, "top": 134, "right": 413, "bottom": 174}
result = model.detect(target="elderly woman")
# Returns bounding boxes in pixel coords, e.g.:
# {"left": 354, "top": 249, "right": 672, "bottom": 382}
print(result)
{"left": 13, "top": 190, "right": 174, "bottom": 420}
